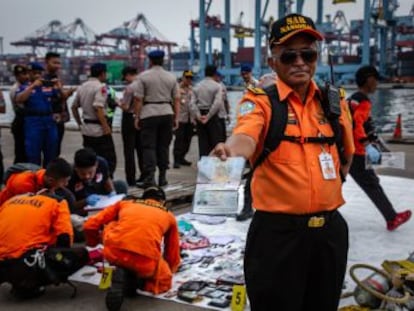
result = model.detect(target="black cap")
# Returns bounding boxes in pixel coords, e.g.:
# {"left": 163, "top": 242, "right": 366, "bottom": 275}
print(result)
{"left": 355, "top": 65, "right": 380, "bottom": 87}
{"left": 13, "top": 64, "right": 28, "bottom": 75}
{"left": 148, "top": 50, "right": 165, "bottom": 59}
{"left": 142, "top": 186, "right": 166, "bottom": 201}
{"left": 269, "top": 13, "right": 323, "bottom": 47}
{"left": 121, "top": 66, "right": 137, "bottom": 79}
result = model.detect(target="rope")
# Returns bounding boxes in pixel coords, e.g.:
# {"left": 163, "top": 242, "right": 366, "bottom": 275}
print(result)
{"left": 23, "top": 248, "right": 46, "bottom": 269}
{"left": 349, "top": 263, "right": 411, "bottom": 304}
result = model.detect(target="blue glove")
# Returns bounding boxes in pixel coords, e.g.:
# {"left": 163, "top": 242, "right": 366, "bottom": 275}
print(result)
{"left": 365, "top": 144, "right": 381, "bottom": 164}
{"left": 108, "top": 191, "right": 117, "bottom": 197}
{"left": 86, "top": 194, "right": 101, "bottom": 206}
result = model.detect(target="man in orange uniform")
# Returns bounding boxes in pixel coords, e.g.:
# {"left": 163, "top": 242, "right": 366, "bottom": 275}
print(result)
{"left": 0, "top": 160, "right": 75, "bottom": 210}
{"left": 348, "top": 65, "right": 411, "bottom": 231}
{"left": 83, "top": 186, "right": 181, "bottom": 311}
{"left": 211, "top": 14, "right": 354, "bottom": 311}
{"left": 0, "top": 158, "right": 89, "bottom": 299}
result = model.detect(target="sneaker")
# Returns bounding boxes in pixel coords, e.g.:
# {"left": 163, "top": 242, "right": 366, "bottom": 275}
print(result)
{"left": 387, "top": 210, "right": 412, "bottom": 231}
{"left": 105, "top": 268, "right": 124, "bottom": 311}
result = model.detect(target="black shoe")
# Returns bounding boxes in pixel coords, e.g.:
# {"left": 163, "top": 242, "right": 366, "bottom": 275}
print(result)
{"left": 173, "top": 163, "right": 180, "bottom": 169}
{"left": 179, "top": 159, "right": 192, "bottom": 166}
{"left": 158, "top": 171, "right": 168, "bottom": 187}
{"left": 105, "top": 268, "right": 124, "bottom": 311}
{"left": 236, "top": 207, "right": 254, "bottom": 221}
{"left": 11, "top": 286, "right": 46, "bottom": 300}
{"left": 136, "top": 176, "right": 155, "bottom": 189}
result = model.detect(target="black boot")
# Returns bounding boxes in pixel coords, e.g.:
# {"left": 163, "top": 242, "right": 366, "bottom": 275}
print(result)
{"left": 105, "top": 268, "right": 125, "bottom": 311}
{"left": 158, "top": 170, "right": 168, "bottom": 187}
{"left": 136, "top": 174, "right": 155, "bottom": 189}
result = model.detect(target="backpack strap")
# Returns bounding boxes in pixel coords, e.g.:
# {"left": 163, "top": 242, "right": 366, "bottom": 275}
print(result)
{"left": 252, "top": 84, "right": 288, "bottom": 170}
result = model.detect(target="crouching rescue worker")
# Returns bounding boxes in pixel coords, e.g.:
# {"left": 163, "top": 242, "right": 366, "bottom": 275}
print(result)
{"left": 0, "top": 159, "right": 75, "bottom": 209}
{"left": 0, "top": 158, "right": 89, "bottom": 299}
{"left": 83, "top": 186, "right": 181, "bottom": 311}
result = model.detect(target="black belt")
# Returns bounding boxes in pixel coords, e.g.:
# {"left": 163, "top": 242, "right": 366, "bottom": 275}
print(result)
{"left": 83, "top": 119, "right": 101, "bottom": 124}
{"left": 255, "top": 209, "right": 338, "bottom": 228}
{"left": 143, "top": 101, "right": 171, "bottom": 105}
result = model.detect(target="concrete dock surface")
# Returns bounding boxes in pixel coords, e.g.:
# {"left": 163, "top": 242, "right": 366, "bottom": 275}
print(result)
{"left": 0, "top": 129, "right": 414, "bottom": 310}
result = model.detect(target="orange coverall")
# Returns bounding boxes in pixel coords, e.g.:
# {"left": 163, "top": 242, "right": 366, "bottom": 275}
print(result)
{"left": 0, "top": 192, "right": 73, "bottom": 260}
{"left": 0, "top": 169, "right": 45, "bottom": 206}
{"left": 83, "top": 199, "right": 181, "bottom": 294}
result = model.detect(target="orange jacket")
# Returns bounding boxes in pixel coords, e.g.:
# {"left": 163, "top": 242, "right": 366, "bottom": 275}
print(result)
{"left": 0, "top": 193, "right": 73, "bottom": 260}
{"left": 348, "top": 92, "right": 372, "bottom": 155}
{"left": 0, "top": 169, "right": 45, "bottom": 205}
{"left": 84, "top": 199, "right": 181, "bottom": 273}
{"left": 233, "top": 79, "right": 355, "bottom": 214}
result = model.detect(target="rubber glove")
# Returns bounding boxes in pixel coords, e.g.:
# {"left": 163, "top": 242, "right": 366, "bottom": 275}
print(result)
{"left": 86, "top": 194, "right": 101, "bottom": 206}
{"left": 108, "top": 191, "right": 117, "bottom": 197}
{"left": 365, "top": 144, "right": 381, "bottom": 164}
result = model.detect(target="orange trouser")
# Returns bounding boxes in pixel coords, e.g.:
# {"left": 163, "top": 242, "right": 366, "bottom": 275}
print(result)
{"left": 104, "top": 247, "right": 173, "bottom": 294}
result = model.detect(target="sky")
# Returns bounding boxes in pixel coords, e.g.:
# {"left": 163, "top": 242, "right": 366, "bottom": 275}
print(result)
{"left": 0, "top": 0, "right": 412, "bottom": 54}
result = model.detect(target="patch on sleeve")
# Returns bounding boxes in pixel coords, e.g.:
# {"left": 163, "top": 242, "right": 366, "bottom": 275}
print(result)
{"left": 238, "top": 101, "right": 256, "bottom": 116}
{"left": 247, "top": 86, "right": 266, "bottom": 95}
{"left": 101, "top": 86, "right": 108, "bottom": 96}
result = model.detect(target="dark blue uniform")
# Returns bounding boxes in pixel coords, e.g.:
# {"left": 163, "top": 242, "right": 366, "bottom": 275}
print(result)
{"left": 17, "top": 84, "right": 59, "bottom": 167}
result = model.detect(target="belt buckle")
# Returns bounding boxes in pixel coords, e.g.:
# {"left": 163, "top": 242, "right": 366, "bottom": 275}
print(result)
{"left": 308, "top": 216, "right": 325, "bottom": 228}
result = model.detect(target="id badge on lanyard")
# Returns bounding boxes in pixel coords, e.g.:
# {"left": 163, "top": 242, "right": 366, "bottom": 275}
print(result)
{"left": 319, "top": 148, "right": 336, "bottom": 180}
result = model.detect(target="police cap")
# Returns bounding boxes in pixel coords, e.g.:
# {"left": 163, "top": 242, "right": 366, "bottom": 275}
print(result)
{"left": 148, "top": 49, "right": 165, "bottom": 59}
{"left": 13, "top": 64, "right": 28, "bottom": 75}
{"left": 27, "top": 62, "right": 44, "bottom": 72}
{"left": 240, "top": 64, "right": 252, "bottom": 73}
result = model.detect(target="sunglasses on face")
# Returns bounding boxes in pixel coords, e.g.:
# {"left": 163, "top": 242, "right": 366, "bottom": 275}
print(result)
{"left": 273, "top": 49, "right": 318, "bottom": 65}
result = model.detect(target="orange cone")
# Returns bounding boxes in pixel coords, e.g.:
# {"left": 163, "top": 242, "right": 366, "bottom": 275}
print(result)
{"left": 393, "top": 114, "right": 402, "bottom": 140}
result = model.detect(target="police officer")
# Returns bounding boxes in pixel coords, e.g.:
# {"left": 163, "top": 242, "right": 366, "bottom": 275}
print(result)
{"left": 173, "top": 70, "right": 195, "bottom": 169}
{"left": 189, "top": 64, "right": 223, "bottom": 157}
{"left": 44, "top": 52, "right": 75, "bottom": 156}
{"left": 9, "top": 65, "right": 29, "bottom": 164}
{"left": 118, "top": 66, "right": 143, "bottom": 186}
{"left": 213, "top": 70, "right": 230, "bottom": 142}
{"left": 71, "top": 63, "right": 117, "bottom": 177}
{"left": 133, "top": 50, "right": 180, "bottom": 188}
{"left": 240, "top": 64, "right": 258, "bottom": 89}
{"left": 15, "top": 62, "right": 59, "bottom": 167}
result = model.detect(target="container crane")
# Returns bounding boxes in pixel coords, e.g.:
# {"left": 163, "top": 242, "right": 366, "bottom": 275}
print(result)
{"left": 97, "top": 13, "right": 177, "bottom": 71}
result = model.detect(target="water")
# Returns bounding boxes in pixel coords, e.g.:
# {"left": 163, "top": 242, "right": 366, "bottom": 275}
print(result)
{"left": 1, "top": 88, "right": 413, "bottom": 135}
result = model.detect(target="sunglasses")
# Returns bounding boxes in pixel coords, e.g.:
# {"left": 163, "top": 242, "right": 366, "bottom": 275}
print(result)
{"left": 273, "top": 49, "right": 318, "bottom": 65}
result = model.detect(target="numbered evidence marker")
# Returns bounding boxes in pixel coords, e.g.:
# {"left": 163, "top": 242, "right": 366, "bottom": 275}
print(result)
{"left": 99, "top": 266, "right": 114, "bottom": 290}
{"left": 231, "top": 284, "right": 246, "bottom": 311}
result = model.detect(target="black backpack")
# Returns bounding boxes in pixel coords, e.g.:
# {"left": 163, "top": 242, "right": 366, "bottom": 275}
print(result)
{"left": 3, "top": 163, "right": 41, "bottom": 184}
{"left": 243, "top": 84, "right": 345, "bottom": 211}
